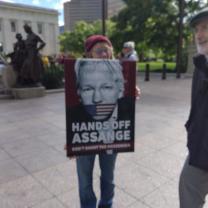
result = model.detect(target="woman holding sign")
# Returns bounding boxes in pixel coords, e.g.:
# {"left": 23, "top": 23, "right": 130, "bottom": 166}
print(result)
{"left": 67, "top": 35, "right": 140, "bottom": 208}
{"left": 77, "top": 35, "right": 118, "bottom": 208}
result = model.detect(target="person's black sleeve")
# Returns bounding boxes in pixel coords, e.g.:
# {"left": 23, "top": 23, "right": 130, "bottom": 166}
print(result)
{"left": 193, "top": 54, "right": 208, "bottom": 78}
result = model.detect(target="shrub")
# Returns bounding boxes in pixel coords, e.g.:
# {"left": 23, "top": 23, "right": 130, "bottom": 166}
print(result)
{"left": 41, "top": 64, "right": 64, "bottom": 89}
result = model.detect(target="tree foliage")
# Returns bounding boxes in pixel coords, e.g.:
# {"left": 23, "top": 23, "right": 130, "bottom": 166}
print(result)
{"left": 112, "top": 0, "right": 204, "bottom": 59}
{"left": 59, "top": 20, "right": 116, "bottom": 56}
{"left": 59, "top": 0, "right": 206, "bottom": 61}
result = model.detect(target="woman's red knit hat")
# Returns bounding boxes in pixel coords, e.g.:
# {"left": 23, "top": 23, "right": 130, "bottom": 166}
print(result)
{"left": 84, "top": 35, "right": 112, "bottom": 52}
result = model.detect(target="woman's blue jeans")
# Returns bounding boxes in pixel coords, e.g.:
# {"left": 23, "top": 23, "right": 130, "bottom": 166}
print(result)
{"left": 76, "top": 153, "right": 117, "bottom": 208}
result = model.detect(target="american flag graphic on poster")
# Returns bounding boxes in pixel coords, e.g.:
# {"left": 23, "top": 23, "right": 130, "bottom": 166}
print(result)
{"left": 64, "top": 59, "right": 136, "bottom": 156}
{"left": 84, "top": 104, "right": 115, "bottom": 120}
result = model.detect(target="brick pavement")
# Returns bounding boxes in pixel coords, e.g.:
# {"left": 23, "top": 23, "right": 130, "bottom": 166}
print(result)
{"left": 0, "top": 74, "right": 207, "bottom": 208}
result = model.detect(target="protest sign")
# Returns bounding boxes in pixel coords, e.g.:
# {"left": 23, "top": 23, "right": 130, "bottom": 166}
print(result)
{"left": 64, "top": 59, "right": 135, "bottom": 156}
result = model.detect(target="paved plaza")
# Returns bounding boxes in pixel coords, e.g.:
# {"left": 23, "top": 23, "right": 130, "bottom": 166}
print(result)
{"left": 0, "top": 74, "right": 207, "bottom": 208}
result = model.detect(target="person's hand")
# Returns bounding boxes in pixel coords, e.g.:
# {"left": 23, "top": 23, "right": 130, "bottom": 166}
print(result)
{"left": 116, "top": 53, "right": 121, "bottom": 59}
{"left": 64, "top": 144, "right": 76, "bottom": 160}
{"left": 135, "top": 85, "right": 141, "bottom": 100}
{"left": 193, "top": 54, "right": 208, "bottom": 76}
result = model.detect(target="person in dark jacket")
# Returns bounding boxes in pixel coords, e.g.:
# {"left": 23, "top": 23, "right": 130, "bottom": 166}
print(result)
{"left": 179, "top": 7, "right": 208, "bottom": 208}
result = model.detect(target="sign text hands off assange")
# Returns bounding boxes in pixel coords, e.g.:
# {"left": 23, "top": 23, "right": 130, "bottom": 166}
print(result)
{"left": 72, "top": 120, "right": 131, "bottom": 144}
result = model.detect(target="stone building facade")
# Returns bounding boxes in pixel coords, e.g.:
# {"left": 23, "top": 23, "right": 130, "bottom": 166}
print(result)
{"left": 0, "top": 1, "right": 59, "bottom": 55}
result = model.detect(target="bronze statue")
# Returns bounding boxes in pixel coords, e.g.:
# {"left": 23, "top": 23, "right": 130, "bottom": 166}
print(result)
{"left": 7, "top": 33, "right": 26, "bottom": 83}
{"left": 19, "top": 24, "right": 45, "bottom": 87}
{"left": 12, "top": 33, "right": 26, "bottom": 74}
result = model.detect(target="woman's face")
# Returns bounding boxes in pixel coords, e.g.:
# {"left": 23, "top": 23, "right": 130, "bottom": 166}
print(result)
{"left": 89, "top": 42, "right": 113, "bottom": 59}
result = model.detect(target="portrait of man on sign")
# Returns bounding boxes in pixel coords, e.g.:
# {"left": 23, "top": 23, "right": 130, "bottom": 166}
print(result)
{"left": 65, "top": 59, "right": 135, "bottom": 156}
{"left": 75, "top": 59, "right": 124, "bottom": 121}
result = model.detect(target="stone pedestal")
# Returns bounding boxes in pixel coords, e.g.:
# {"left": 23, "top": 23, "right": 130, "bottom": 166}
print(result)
{"left": 11, "top": 86, "right": 46, "bottom": 99}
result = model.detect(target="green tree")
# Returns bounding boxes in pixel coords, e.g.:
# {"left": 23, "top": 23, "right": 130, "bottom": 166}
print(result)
{"left": 59, "top": 20, "right": 116, "bottom": 56}
{"left": 59, "top": 0, "right": 205, "bottom": 63}
{"left": 111, "top": 0, "right": 178, "bottom": 58}
{"left": 59, "top": 21, "right": 96, "bottom": 55}
{"left": 112, "top": 0, "right": 204, "bottom": 61}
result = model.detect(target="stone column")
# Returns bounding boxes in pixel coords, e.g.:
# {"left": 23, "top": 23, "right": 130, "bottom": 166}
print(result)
{"left": 54, "top": 22, "right": 59, "bottom": 54}
{"left": 2, "top": 18, "right": 10, "bottom": 53}
{"left": 41, "top": 22, "right": 48, "bottom": 55}
{"left": 186, "top": 42, "right": 196, "bottom": 75}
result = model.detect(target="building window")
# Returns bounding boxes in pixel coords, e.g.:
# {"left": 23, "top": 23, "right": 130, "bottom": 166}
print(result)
{"left": 10, "top": 20, "right": 16, "bottom": 32}
{"left": 37, "top": 23, "right": 43, "bottom": 34}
